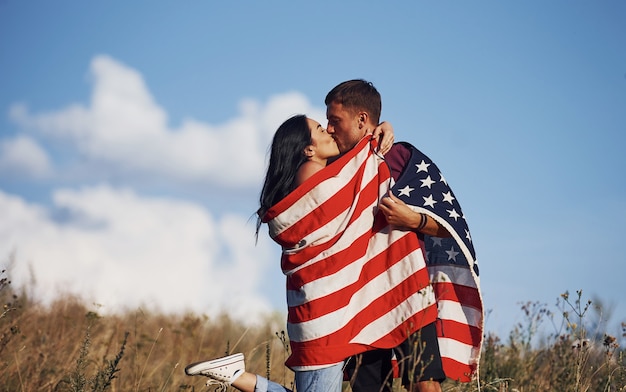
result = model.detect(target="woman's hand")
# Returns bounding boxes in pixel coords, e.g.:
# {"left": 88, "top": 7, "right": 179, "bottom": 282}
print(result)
{"left": 371, "top": 121, "right": 394, "bottom": 155}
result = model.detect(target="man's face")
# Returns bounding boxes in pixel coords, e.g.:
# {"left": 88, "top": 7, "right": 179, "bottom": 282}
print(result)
{"left": 326, "top": 101, "right": 366, "bottom": 153}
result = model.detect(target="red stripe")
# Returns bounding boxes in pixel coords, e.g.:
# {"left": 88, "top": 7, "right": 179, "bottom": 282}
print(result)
{"left": 288, "top": 249, "right": 430, "bottom": 323}
{"left": 344, "top": 169, "right": 387, "bottom": 228}
{"left": 287, "top": 304, "right": 438, "bottom": 367}
{"left": 432, "top": 281, "right": 482, "bottom": 311}
{"left": 370, "top": 305, "right": 438, "bottom": 347}
{"left": 440, "top": 357, "right": 475, "bottom": 382}
{"left": 436, "top": 319, "right": 482, "bottom": 347}
{"left": 283, "top": 229, "right": 371, "bottom": 289}
{"left": 277, "top": 199, "right": 347, "bottom": 247}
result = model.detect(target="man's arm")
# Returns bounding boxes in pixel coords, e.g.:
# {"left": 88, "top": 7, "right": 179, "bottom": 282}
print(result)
{"left": 379, "top": 192, "right": 451, "bottom": 237}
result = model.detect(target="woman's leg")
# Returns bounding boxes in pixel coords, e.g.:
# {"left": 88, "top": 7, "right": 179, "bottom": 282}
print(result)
{"left": 294, "top": 362, "right": 343, "bottom": 392}
{"left": 252, "top": 374, "right": 293, "bottom": 392}
{"left": 229, "top": 372, "right": 258, "bottom": 392}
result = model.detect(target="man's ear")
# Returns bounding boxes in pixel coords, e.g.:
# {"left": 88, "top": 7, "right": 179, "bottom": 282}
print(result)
{"left": 357, "top": 111, "right": 368, "bottom": 129}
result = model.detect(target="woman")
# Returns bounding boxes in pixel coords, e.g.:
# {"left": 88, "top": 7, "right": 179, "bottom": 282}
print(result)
{"left": 185, "top": 114, "right": 395, "bottom": 392}
{"left": 256, "top": 114, "right": 345, "bottom": 238}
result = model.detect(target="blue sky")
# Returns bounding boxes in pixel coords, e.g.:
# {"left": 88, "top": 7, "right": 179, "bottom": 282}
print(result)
{"left": 1, "top": 1, "right": 625, "bottom": 340}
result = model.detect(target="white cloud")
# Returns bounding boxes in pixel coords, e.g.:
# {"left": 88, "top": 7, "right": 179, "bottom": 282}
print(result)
{"left": 0, "top": 135, "right": 51, "bottom": 177}
{"left": 0, "top": 186, "right": 277, "bottom": 323}
{"left": 8, "top": 54, "right": 326, "bottom": 187}
{"left": 0, "top": 53, "right": 331, "bottom": 324}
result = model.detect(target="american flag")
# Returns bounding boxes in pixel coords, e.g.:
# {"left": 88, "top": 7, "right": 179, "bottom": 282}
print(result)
{"left": 392, "top": 142, "right": 483, "bottom": 382}
{"left": 264, "top": 137, "right": 438, "bottom": 370}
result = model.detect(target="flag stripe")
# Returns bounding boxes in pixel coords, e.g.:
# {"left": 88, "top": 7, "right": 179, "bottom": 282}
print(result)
{"left": 431, "top": 281, "right": 482, "bottom": 312}
{"left": 438, "top": 318, "right": 482, "bottom": 347}
{"left": 287, "top": 244, "right": 429, "bottom": 325}
{"left": 440, "top": 357, "right": 475, "bottom": 383}
{"left": 429, "top": 265, "right": 479, "bottom": 289}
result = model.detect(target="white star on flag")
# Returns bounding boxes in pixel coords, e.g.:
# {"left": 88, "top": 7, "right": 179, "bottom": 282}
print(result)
{"left": 423, "top": 194, "right": 437, "bottom": 208}
{"left": 442, "top": 191, "right": 455, "bottom": 204}
{"left": 420, "top": 175, "right": 435, "bottom": 189}
{"left": 439, "top": 172, "right": 447, "bottom": 185}
{"left": 447, "top": 208, "right": 461, "bottom": 221}
{"left": 398, "top": 185, "right": 414, "bottom": 197}
{"left": 446, "top": 246, "right": 460, "bottom": 261}
{"left": 416, "top": 160, "right": 430, "bottom": 173}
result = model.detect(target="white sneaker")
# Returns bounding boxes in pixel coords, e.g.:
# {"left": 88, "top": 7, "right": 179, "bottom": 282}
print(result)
{"left": 185, "top": 353, "right": 245, "bottom": 389}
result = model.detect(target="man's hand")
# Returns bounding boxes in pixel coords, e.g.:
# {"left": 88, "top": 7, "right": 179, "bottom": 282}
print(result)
{"left": 380, "top": 192, "right": 452, "bottom": 237}
{"left": 379, "top": 192, "right": 420, "bottom": 228}
{"left": 371, "top": 121, "right": 394, "bottom": 155}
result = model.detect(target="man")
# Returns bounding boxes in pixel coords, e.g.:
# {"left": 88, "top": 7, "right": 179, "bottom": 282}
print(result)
{"left": 325, "top": 80, "right": 448, "bottom": 239}
{"left": 325, "top": 79, "right": 481, "bottom": 392}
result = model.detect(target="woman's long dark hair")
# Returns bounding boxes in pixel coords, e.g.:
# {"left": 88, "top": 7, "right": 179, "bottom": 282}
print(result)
{"left": 256, "top": 114, "right": 311, "bottom": 238}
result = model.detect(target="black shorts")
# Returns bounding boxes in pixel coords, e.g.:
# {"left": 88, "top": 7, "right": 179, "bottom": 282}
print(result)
{"left": 344, "top": 322, "right": 445, "bottom": 392}
{"left": 344, "top": 348, "right": 394, "bottom": 392}
{"left": 394, "top": 322, "right": 446, "bottom": 385}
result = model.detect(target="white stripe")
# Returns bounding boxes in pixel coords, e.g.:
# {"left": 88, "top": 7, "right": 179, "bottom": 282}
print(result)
{"left": 350, "top": 285, "right": 436, "bottom": 344}
{"left": 437, "top": 299, "right": 482, "bottom": 328}
{"left": 428, "top": 266, "right": 478, "bottom": 289}
{"left": 437, "top": 337, "right": 476, "bottom": 366}
{"left": 283, "top": 202, "right": 351, "bottom": 254}
{"left": 287, "top": 247, "right": 432, "bottom": 343}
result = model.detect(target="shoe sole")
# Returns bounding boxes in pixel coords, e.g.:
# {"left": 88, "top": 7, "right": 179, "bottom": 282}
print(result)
{"left": 185, "top": 353, "right": 244, "bottom": 376}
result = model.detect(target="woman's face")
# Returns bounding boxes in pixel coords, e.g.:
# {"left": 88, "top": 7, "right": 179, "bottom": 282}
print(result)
{"left": 307, "top": 118, "right": 340, "bottom": 161}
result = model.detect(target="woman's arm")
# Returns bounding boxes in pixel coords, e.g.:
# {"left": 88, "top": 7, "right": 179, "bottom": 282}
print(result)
{"left": 371, "top": 121, "right": 395, "bottom": 155}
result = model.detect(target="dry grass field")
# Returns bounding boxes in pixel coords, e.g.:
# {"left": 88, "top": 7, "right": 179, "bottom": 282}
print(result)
{"left": 1, "top": 269, "right": 624, "bottom": 391}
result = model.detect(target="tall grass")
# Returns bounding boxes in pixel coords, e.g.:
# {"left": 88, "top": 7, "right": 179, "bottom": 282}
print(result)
{"left": 445, "top": 290, "right": 626, "bottom": 392}
{"left": 0, "top": 268, "right": 292, "bottom": 391}
{"left": 0, "top": 266, "right": 624, "bottom": 391}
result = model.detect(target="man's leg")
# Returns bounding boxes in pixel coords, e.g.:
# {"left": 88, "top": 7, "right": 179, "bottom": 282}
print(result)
{"left": 345, "top": 349, "right": 393, "bottom": 392}
{"left": 396, "top": 322, "right": 445, "bottom": 392}
{"left": 415, "top": 380, "right": 442, "bottom": 392}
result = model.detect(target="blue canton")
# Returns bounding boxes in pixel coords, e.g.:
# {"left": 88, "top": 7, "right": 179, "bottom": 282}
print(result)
{"left": 391, "top": 142, "right": 479, "bottom": 277}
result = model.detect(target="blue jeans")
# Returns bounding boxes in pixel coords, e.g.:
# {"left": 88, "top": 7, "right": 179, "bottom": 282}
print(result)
{"left": 254, "top": 362, "right": 343, "bottom": 392}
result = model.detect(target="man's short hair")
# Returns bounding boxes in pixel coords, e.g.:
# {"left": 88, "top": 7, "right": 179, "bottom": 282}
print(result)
{"left": 325, "top": 79, "right": 381, "bottom": 125}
